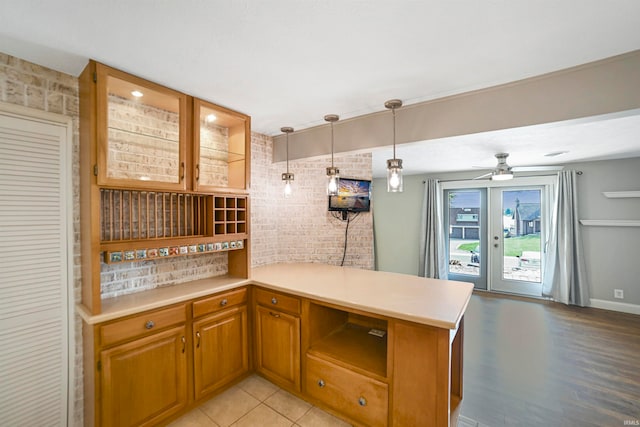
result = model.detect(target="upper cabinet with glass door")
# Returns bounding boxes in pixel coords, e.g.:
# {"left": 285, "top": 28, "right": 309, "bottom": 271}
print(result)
{"left": 95, "top": 62, "right": 189, "bottom": 190}
{"left": 193, "top": 99, "right": 250, "bottom": 192}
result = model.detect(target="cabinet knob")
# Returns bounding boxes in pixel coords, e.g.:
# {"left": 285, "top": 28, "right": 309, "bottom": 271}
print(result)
{"left": 271, "top": 297, "right": 278, "bottom": 305}
{"left": 358, "top": 397, "right": 367, "bottom": 406}
{"left": 318, "top": 379, "right": 325, "bottom": 388}
{"left": 220, "top": 298, "right": 228, "bottom": 307}
{"left": 269, "top": 312, "right": 281, "bottom": 318}
{"left": 145, "top": 320, "right": 155, "bottom": 330}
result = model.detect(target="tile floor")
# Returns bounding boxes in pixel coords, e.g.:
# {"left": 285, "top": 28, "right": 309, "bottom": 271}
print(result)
{"left": 169, "top": 374, "right": 480, "bottom": 427}
{"left": 168, "top": 375, "right": 351, "bottom": 427}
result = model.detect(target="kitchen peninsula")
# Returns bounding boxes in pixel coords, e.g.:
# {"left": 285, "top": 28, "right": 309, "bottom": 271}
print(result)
{"left": 79, "top": 263, "right": 473, "bottom": 427}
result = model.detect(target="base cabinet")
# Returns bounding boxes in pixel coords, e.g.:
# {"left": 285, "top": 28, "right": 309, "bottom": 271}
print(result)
{"left": 254, "top": 303, "right": 301, "bottom": 391}
{"left": 193, "top": 306, "right": 248, "bottom": 400}
{"left": 100, "top": 326, "right": 188, "bottom": 427}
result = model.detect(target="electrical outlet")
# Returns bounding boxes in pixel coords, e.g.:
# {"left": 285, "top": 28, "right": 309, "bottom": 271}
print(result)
{"left": 614, "top": 289, "right": 624, "bottom": 299}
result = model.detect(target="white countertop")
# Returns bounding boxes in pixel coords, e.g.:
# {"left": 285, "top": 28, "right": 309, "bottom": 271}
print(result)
{"left": 78, "top": 263, "right": 473, "bottom": 329}
{"left": 251, "top": 263, "right": 473, "bottom": 330}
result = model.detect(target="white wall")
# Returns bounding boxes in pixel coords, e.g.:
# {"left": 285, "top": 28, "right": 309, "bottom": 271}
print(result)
{"left": 373, "top": 174, "right": 424, "bottom": 275}
{"left": 373, "top": 158, "right": 640, "bottom": 310}
{"left": 571, "top": 157, "right": 640, "bottom": 308}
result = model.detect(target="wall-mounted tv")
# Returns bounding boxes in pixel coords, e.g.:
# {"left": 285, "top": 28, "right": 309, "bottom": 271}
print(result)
{"left": 328, "top": 178, "right": 371, "bottom": 213}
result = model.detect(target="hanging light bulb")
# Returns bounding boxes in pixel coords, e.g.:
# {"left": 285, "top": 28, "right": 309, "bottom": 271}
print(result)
{"left": 325, "top": 114, "right": 340, "bottom": 196}
{"left": 281, "top": 127, "right": 294, "bottom": 197}
{"left": 385, "top": 99, "right": 403, "bottom": 192}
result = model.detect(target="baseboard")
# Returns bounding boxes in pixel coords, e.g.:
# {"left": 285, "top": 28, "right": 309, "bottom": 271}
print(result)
{"left": 590, "top": 298, "right": 640, "bottom": 315}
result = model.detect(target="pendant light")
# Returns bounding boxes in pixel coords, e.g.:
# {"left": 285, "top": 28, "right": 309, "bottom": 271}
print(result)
{"left": 325, "top": 114, "right": 340, "bottom": 195}
{"left": 281, "top": 127, "right": 294, "bottom": 197}
{"left": 385, "top": 99, "right": 403, "bottom": 192}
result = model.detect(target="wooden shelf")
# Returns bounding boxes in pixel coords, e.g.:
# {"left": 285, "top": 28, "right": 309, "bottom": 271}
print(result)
{"left": 602, "top": 191, "right": 640, "bottom": 198}
{"left": 307, "top": 323, "right": 387, "bottom": 379}
{"left": 580, "top": 220, "right": 640, "bottom": 227}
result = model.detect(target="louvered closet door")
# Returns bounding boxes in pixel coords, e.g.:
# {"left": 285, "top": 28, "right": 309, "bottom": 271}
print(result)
{"left": 0, "top": 108, "right": 71, "bottom": 426}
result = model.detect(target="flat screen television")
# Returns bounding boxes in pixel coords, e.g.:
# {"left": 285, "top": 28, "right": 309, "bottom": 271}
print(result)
{"left": 328, "top": 178, "right": 371, "bottom": 213}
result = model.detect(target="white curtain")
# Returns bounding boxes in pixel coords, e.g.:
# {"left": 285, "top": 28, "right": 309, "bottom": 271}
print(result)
{"left": 419, "top": 179, "right": 448, "bottom": 279}
{"left": 542, "top": 170, "right": 590, "bottom": 306}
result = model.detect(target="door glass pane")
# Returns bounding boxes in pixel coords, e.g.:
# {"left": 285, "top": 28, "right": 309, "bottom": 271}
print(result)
{"left": 501, "top": 189, "right": 542, "bottom": 283}
{"left": 107, "top": 74, "right": 181, "bottom": 183}
{"left": 448, "top": 190, "right": 481, "bottom": 277}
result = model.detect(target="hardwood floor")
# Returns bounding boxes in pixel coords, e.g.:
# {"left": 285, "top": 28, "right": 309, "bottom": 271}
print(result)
{"left": 460, "top": 292, "right": 640, "bottom": 427}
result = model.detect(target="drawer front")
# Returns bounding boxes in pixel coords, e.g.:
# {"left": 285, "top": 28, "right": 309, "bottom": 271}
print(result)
{"left": 193, "top": 287, "right": 247, "bottom": 318}
{"left": 305, "top": 354, "right": 388, "bottom": 427}
{"left": 255, "top": 288, "right": 300, "bottom": 315}
{"left": 100, "top": 305, "right": 187, "bottom": 347}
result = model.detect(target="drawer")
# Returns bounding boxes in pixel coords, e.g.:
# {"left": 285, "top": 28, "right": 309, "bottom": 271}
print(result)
{"left": 193, "top": 287, "right": 247, "bottom": 318}
{"left": 100, "top": 304, "right": 187, "bottom": 347}
{"left": 305, "top": 354, "right": 388, "bottom": 427}
{"left": 255, "top": 288, "right": 300, "bottom": 315}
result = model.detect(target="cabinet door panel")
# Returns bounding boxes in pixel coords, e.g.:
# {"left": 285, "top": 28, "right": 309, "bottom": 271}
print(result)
{"left": 100, "top": 326, "right": 187, "bottom": 427}
{"left": 193, "top": 99, "right": 250, "bottom": 191}
{"left": 97, "top": 64, "right": 188, "bottom": 190}
{"left": 193, "top": 306, "right": 248, "bottom": 400}
{"left": 255, "top": 305, "right": 300, "bottom": 391}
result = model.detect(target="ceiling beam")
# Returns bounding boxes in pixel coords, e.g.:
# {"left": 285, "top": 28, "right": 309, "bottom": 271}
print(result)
{"left": 272, "top": 50, "right": 640, "bottom": 163}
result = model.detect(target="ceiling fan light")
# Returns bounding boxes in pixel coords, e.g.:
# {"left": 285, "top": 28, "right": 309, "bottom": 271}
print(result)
{"left": 491, "top": 170, "right": 514, "bottom": 180}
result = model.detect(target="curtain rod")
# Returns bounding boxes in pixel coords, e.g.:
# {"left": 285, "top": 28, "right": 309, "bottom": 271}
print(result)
{"left": 423, "top": 170, "right": 583, "bottom": 183}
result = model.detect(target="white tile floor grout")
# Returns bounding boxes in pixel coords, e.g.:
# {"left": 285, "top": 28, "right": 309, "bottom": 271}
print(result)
{"left": 169, "top": 374, "right": 483, "bottom": 427}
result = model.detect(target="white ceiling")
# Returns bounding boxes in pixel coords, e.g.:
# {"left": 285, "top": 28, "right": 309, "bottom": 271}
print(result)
{"left": 2, "top": 0, "right": 640, "bottom": 175}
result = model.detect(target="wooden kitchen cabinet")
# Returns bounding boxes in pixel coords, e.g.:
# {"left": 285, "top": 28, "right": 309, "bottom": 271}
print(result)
{"left": 192, "top": 290, "right": 249, "bottom": 400}
{"left": 99, "top": 326, "right": 188, "bottom": 427}
{"left": 193, "top": 98, "right": 250, "bottom": 192}
{"left": 91, "top": 61, "right": 190, "bottom": 191}
{"left": 254, "top": 289, "right": 301, "bottom": 391}
{"left": 79, "top": 60, "right": 252, "bottom": 316}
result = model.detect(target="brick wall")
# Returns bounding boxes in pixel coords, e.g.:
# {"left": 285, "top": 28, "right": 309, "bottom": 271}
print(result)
{"left": 251, "top": 133, "right": 374, "bottom": 269}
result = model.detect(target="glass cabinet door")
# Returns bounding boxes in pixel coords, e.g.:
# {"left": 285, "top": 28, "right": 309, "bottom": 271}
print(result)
{"left": 96, "top": 65, "right": 188, "bottom": 190}
{"left": 193, "top": 99, "right": 250, "bottom": 191}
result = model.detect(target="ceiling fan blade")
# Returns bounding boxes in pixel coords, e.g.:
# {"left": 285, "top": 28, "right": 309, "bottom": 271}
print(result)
{"left": 511, "top": 165, "right": 564, "bottom": 172}
{"left": 473, "top": 172, "right": 492, "bottom": 180}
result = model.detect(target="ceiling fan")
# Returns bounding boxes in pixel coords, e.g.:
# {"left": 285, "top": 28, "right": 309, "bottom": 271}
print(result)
{"left": 473, "top": 153, "right": 563, "bottom": 180}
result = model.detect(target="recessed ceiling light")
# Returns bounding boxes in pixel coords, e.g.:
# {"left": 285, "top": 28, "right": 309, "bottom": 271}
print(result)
{"left": 544, "top": 151, "right": 568, "bottom": 157}
{"left": 131, "top": 90, "right": 144, "bottom": 98}
{"left": 205, "top": 113, "right": 217, "bottom": 123}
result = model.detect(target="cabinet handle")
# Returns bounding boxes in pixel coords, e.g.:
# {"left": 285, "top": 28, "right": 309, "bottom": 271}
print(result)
{"left": 195, "top": 164, "right": 200, "bottom": 181}
{"left": 358, "top": 397, "right": 367, "bottom": 407}
{"left": 196, "top": 331, "right": 201, "bottom": 348}
{"left": 145, "top": 320, "right": 155, "bottom": 330}
{"left": 317, "top": 379, "right": 325, "bottom": 388}
{"left": 180, "top": 162, "right": 185, "bottom": 181}
{"left": 269, "top": 312, "right": 280, "bottom": 318}
{"left": 220, "top": 298, "right": 228, "bottom": 307}
{"left": 271, "top": 297, "right": 278, "bottom": 305}
{"left": 181, "top": 336, "right": 186, "bottom": 353}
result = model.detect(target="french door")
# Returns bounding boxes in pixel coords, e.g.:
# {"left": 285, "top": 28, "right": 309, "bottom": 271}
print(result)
{"left": 489, "top": 187, "right": 547, "bottom": 297}
{"left": 444, "top": 188, "right": 487, "bottom": 290}
{"left": 444, "top": 178, "right": 553, "bottom": 297}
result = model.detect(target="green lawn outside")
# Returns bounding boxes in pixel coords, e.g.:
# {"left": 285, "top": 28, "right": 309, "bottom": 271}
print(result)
{"left": 457, "top": 234, "right": 541, "bottom": 257}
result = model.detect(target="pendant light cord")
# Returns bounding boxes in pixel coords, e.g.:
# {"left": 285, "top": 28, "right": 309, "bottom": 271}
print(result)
{"left": 392, "top": 106, "right": 396, "bottom": 160}
{"left": 330, "top": 121, "right": 335, "bottom": 167}
{"left": 286, "top": 132, "right": 289, "bottom": 174}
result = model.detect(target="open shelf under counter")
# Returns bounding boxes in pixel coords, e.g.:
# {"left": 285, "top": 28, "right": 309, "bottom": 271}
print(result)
{"left": 307, "top": 323, "right": 388, "bottom": 380}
